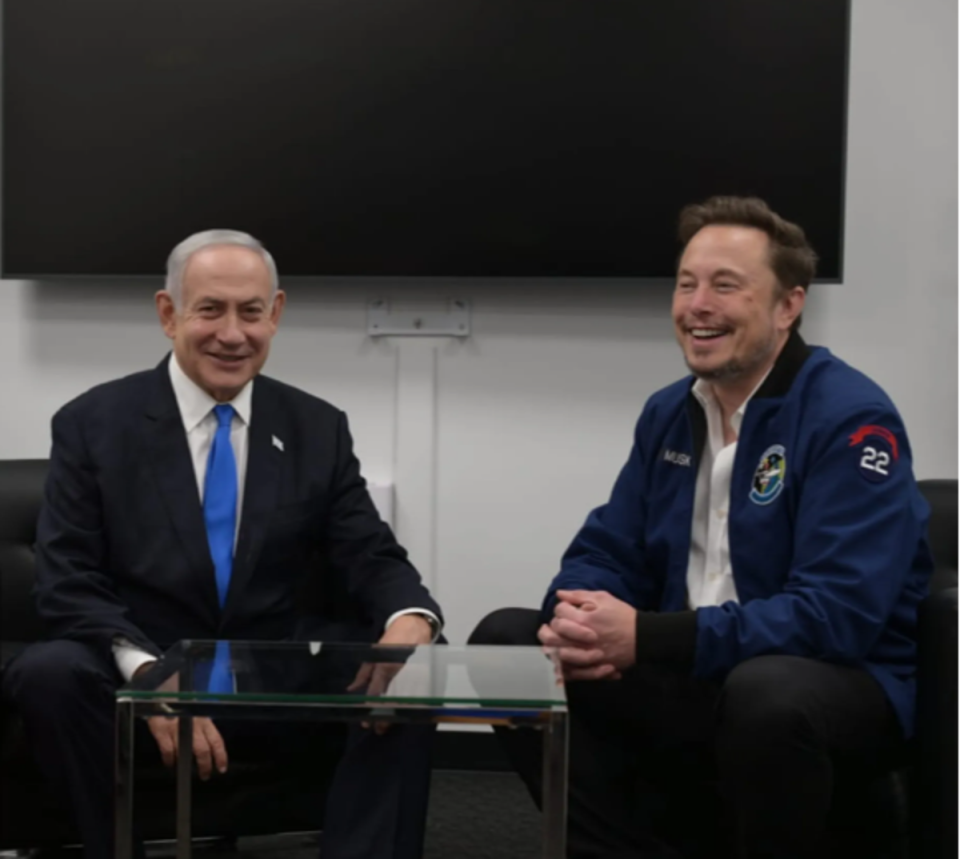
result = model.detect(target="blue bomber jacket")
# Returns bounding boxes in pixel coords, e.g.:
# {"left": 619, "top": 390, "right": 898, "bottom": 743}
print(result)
{"left": 544, "top": 333, "right": 933, "bottom": 735}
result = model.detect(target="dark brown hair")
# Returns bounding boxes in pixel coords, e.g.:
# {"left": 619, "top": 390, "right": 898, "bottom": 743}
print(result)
{"left": 677, "top": 196, "right": 818, "bottom": 331}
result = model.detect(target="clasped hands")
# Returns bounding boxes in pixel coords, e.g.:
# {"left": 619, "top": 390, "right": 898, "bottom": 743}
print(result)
{"left": 537, "top": 589, "right": 637, "bottom": 682}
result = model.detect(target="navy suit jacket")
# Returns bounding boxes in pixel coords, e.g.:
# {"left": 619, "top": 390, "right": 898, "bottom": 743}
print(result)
{"left": 34, "top": 356, "right": 442, "bottom": 664}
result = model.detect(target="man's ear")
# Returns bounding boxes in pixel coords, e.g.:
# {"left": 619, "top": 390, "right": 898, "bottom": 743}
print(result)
{"left": 156, "top": 291, "right": 178, "bottom": 340}
{"left": 269, "top": 290, "right": 287, "bottom": 328}
{"left": 778, "top": 286, "right": 806, "bottom": 332}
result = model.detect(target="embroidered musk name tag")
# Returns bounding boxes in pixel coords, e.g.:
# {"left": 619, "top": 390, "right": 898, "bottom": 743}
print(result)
{"left": 662, "top": 449, "right": 692, "bottom": 467}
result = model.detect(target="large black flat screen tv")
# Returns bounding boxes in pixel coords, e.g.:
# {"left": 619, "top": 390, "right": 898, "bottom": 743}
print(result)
{"left": 3, "top": 0, "right": 849, "bottom": 279}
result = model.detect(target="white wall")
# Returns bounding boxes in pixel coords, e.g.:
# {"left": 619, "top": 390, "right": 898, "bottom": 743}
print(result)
{"left": 0, "top": 0, "right": 955, "bottom": 645}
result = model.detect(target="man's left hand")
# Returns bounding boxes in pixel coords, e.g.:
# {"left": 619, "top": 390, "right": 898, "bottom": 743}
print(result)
{"left": 347, "top": 614, "right": 433, "bottom": 734}
{"left": 553, "top": 589, "right": 637, "bottom": 672}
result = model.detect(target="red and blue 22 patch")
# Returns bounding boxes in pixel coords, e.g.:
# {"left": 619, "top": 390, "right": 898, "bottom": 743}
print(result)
{"left": 848, "top": 425, "right": 899, "bottom": 483}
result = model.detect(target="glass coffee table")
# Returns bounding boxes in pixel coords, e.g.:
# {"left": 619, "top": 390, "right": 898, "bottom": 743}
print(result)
{"left": 115, "top": 640, "right": 568, "bottom": 859}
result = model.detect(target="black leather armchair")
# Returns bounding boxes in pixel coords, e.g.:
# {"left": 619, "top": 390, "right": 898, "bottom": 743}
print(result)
{"left": 763, "top": 480, "right": 956, "bottom": 859}
{"left": 0, "top": 459, "right": 332, "bottom": 851}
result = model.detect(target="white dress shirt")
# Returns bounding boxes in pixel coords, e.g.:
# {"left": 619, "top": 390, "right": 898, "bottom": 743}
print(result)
{"left": 113, "top": 354, "right": 440, "bottom": 681}
{"left": 686, "top": 371, "right": 771, "bottom": 609}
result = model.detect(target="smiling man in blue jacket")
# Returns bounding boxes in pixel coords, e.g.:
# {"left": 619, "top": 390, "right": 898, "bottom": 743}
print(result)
{"left": 471, "top": 196, "right": 932, "bottom": 859}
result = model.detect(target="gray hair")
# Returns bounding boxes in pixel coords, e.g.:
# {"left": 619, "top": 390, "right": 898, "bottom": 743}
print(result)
{"left": 164, "top": 229, "right": 279, "bottom": 309}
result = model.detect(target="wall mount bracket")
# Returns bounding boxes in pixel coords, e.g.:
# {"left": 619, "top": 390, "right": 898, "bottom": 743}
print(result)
{"left": 367, "top": 299, "right": 471, "bottom": 337}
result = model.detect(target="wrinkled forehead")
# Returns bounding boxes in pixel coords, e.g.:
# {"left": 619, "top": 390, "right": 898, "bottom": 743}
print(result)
{"left": 181, "top": 245, "right": 273, "bottom": 304}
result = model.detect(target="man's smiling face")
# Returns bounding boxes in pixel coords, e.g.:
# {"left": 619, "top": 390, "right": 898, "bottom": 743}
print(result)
{"left": 673, "top": 224, "right": 796, "bottom": 389}
{"left": 157, "top": 244, "right": 285, "bottom": 402}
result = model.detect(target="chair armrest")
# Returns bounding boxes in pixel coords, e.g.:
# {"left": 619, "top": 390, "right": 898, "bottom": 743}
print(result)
{"left": 912, "top": 587, "right": 957, "bottom": 859}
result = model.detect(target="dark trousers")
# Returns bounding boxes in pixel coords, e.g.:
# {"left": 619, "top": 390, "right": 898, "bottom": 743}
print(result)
{"left": 2, "top": 628, "right": 435, "bottom": 859}
{"left": 470, "top": 608, "right": 904, "bottom": 859}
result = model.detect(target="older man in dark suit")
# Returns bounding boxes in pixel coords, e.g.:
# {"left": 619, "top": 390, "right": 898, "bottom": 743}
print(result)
{"left": 1, "top": 230, "right": 443, "bottom": 859}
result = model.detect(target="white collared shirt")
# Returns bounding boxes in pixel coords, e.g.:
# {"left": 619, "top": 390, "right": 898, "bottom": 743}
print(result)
{"left": 168, "top": 351, "right": 252, "bottom": 544}
{"left": 686, "top": 371, "right": 771, "bottom": 609}
{"left": 114, "top": 355, "right": 439, "bottom": 681}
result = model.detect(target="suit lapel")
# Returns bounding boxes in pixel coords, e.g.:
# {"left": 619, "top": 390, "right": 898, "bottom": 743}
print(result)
{"left": 221, "top": 378, "right": 284, "bottom": 626}
{"left": 141, "top": 358, "right": 221, "bottom": 625}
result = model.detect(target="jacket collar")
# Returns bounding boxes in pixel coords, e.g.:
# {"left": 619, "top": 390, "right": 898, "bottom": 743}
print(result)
{"left": 751, "top": 330, "right": 812, "bottom": 400}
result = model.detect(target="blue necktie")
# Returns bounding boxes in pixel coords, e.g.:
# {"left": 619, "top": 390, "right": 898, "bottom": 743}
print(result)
{"left": 203, "top": 404, "right": 237, "bottom": 694}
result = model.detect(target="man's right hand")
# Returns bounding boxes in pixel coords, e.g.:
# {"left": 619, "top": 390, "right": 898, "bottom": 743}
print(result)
{"left": 146, "top": 715, "right": 228, "bottom": 781}
{"left": 132, "top": 661, "right": 228, "bottom": 780}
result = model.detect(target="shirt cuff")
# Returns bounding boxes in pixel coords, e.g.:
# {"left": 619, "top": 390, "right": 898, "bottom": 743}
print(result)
{"left": 385, "top": 608, "right": 443, "bottom": 642}
{"left": 113, "top": 636, "right": 158, "bottom": 682}
{"left": 634, "top": 610, "right": 698, "bottom": 670}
